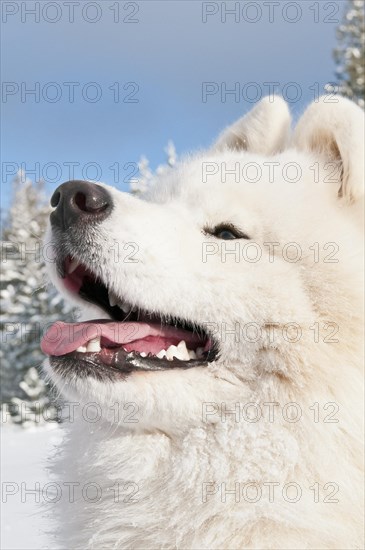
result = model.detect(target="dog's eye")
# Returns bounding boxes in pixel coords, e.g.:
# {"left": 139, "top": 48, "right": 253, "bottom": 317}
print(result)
{"left": 205, "top": 223, "right": 249, "bottom": 240}
{"left": 215, "top": 229, "right": 238, "bottom": 240}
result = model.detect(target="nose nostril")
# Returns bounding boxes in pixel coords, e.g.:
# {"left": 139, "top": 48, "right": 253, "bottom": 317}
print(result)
{"left": 74, "top": 191, "right": 109, "bottom": 213}
{"left": 74, "top": 192, "right": 87, "bottom": 212}
{"left": 51, "top": 191, "right": 61, "bottom": 208}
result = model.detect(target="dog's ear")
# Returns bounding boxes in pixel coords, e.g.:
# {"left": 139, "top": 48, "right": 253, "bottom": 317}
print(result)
{"left": 293, "top": 96, "right": 364, "bottom": 203}
{"left": 212, "top": 96, "right": 291, "bottom": 155}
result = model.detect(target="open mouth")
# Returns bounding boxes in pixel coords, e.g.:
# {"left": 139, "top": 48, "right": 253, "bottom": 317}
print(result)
{"left": 42, "top": 257, "right": 217, "bottom": 378}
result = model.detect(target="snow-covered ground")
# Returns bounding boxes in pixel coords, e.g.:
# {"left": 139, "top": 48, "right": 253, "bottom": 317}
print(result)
{"left": 1, "top": 424, "right": 62, "bottom": 550}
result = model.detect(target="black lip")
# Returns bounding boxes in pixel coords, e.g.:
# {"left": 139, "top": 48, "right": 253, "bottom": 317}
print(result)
{"left": 50, "top": 347, "right": 216, "bottom": 382}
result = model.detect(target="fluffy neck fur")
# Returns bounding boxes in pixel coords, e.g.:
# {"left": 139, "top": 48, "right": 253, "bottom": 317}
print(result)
{"left": 50, "top": 346, "right": 363, "bottom": 550}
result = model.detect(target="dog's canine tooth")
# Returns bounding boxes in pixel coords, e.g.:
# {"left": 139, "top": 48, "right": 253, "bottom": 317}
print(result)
{"left": 86, "top": 337, "right": 101, "bottom": 352}
{"left": 76, "top": 346, "right": 87, "bottom": 353}
{"left": 177, "top": 340, "right": 190, "bottom": 361}
{"left": 188, "top": 350, "right": 197, "bottom": 360}
{"left": 68, "top": 258, "right": 80, "bottom": 274}
{"left": 108, "top": 291, "right": 119, "bottom": 307}
{"left": 119, "top": 302, "right": 130, "bottom": 314}
{"left": 156, "top": 349, "right": 166, "bottom": 359}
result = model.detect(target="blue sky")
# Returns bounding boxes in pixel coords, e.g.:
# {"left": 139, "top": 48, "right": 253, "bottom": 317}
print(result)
{"left": 1, "top": 0, "right": 342, "bottom": 208}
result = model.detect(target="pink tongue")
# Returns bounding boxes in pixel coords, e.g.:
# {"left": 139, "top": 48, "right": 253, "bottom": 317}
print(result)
{"left": 41, "top": 321, "right": 205, "bottom": 357}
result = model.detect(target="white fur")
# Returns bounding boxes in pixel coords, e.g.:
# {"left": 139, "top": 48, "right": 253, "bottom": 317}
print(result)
{"left": 44, "top": 96, "right": 364, "bottom": 549}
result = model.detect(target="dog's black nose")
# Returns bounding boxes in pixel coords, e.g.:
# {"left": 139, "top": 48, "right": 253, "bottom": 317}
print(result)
{"left": 50, "top": 180, "right": 113, "bottom": 231}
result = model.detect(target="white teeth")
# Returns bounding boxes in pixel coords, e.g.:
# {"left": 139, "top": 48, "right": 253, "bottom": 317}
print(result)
{"left": 68, "top": 258, "right": 80, "bottom": 274}
{"left": 155, "top": 342, "right": 193, "bottom": 361}
{"left": 119, "top": 302, "right": 130, "bottom": 314}
{"left": 177, "top": 340, "right": 187, "bottom": 352}
{"left": 86, "top": 337, "right": 101, "bottom": 352}
{"left": 108, "top": 291, "right": 119, "bottom": 307}
{"left": 166, "top": 345, "right": 178, "bottom": 360}
{"left": 76, "top": 346, "right": 87, "bottom": 353}
{"left": 196, "top": 347, "right": 204, "bottom": 359}
{"left": 177, "top": 340, "right": 190, "bottom": 361}
{"left": 155, "top": 340, "right": 196, "bottom": 361}
{"left": 166, "top": 344, "right": 190, "bottom": 361}
{"left": 140, "top": 352, "right": 147, "bottom": 357}
{"left": 108, "top": 292, "right": 132, "bottom": 315}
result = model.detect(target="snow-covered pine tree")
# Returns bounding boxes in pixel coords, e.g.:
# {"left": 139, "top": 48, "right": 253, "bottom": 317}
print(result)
{"left": 332, "top": 0, "right": 365, "bottom": 108}
{"left": 130, "top": 141, "right": 177, "bottom": 195}
{"left": 0, "top": 172, "right": 75, "bottom": 426}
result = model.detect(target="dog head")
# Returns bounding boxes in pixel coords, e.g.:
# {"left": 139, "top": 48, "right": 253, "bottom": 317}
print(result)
{"left": 42, "top": 96, "right": 364, "bottom": 431}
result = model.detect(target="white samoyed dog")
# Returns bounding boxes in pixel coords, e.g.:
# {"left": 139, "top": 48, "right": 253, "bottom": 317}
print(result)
{"left": 41, "top": 96, "right": 364, "bottom": 549}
